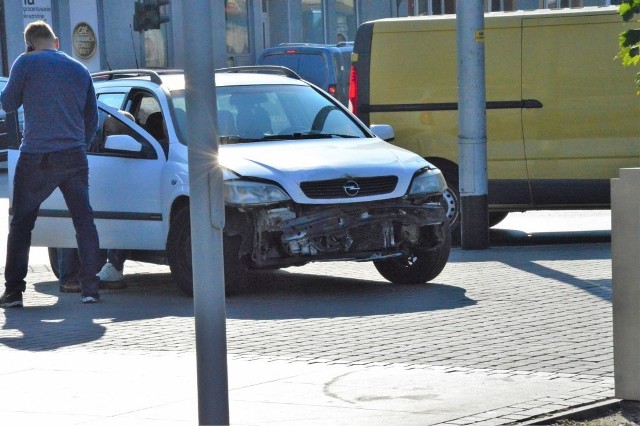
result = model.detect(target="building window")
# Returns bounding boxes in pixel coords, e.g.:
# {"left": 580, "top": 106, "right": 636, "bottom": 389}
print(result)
{"left": 334, "top": 0, "right": 355, "bottom": 42}
{"left": 487, "top": 0, "right": 517, "bottom": 11}
{"left": 303, "top": 0, "right": 325, "bottom": 43}
{"left": 545, "top": 0, "right": 583, "bottom": 6}
{"left": 405, "top": 0, "right": 456, "bottom": 15}
{"left": 226, "top": 0, "right": 249, "bottom": 54}
{"left": 144, "top": 29, "right": 167, "bottom": 68}
{"left": 143, "top": 3, "right": 169, "bottom": 68}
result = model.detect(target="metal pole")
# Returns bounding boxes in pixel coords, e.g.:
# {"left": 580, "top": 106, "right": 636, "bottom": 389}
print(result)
{"left": 182, "top": 1, "right": 230, "bottom": 424}
{"left": 456, "top": 1, "right": 489, "bottom": 249}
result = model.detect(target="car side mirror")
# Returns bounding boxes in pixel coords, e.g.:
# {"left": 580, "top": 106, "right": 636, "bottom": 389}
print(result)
{"left": 370, "top": 124, "right": 395, "bottom": 142}
{"left": 104, "top": 134, "right": 143, "bottom": 152}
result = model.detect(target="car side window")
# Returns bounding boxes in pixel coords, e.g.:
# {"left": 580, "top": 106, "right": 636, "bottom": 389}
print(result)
{"left": 128, "top": 91, "right": 169, "bottom": 157}
{"left": 96, "top": 93, "right": 127, "bottom": 110}
{"left": 88, "top": 109, "right": 158, "bottom": 160}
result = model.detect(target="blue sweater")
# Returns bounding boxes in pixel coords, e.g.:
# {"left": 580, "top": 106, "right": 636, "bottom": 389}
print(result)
{"left": 0, "top": 49, "right": 98, "bottom": 153}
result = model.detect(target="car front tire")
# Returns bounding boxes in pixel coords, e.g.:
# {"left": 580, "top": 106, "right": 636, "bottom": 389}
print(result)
{"left": 167, "top": 205, "right": 248, "bottom": 297}
{"left": 373, "top": 226, "right": 451, "bottom": 284}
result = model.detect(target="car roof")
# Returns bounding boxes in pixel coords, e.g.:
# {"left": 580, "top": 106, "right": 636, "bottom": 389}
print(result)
{"left": 92, "top": 67, "right": 309, "bottom": 92}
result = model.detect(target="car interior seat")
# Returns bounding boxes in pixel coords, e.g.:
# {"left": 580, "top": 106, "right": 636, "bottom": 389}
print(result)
{"left": 230, "top": 94, "right": 272, "bottom": 139}
{"left": 144, "top": 111, "right": 168, "bottom": 156}
{"left": 145, "top": 112, "right": 166, "bottom": 141}
{"left": 217, "top": 110, "right": 237, "bottom": 137}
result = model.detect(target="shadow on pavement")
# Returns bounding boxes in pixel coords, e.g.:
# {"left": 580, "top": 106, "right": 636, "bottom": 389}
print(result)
{"left": 1, "top": 268, "right": 476, "bottom": 350}
{"left": 449, "top": 238, "right": 611, "bottom": 302}
{"left": 226, "top": 270, "right": 476, "bottom": 320}
{"left": 0, "top": 273, "right": 192, "bottom": 351}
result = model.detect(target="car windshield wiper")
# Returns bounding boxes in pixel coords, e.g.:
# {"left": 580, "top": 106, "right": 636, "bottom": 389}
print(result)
{"left": 219, "top": 135, "right": 259, "bottom": 144}
{"left": 261, "top": 132, "right": 359, "bottom": 141}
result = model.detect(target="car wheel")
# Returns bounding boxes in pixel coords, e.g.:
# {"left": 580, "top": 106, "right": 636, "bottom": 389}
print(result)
{"left": 373, "top": 227, "right": 451, "bottom": 284}
{"left": 167, "top": 206, "right": 249, "bottom": 297}
{"left": 48, "top": 247, "right": 108, "bottom": 279}
{"left": 222, "top": 234, "right": 249, "bottom": 296}
{"left": 167, "top": 206, "right": 194, "bottom": 296}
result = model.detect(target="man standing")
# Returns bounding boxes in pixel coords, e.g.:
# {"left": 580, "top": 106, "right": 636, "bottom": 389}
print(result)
{"left": 0, "top": 21, "right": 100, "bottom": 306}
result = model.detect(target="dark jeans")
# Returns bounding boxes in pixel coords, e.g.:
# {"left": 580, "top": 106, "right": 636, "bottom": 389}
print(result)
{"left": 5, "top": 147, "right": 100, "bottom": 297}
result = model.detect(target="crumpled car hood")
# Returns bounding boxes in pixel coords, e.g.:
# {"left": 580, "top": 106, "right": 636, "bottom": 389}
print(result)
{"left": 219, "top": 138, "right": 432, "bottom": 204}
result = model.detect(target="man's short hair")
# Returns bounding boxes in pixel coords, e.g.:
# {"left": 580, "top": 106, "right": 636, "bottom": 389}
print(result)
{"left": 24, "top": 20, "right": 56, "bottom": 49}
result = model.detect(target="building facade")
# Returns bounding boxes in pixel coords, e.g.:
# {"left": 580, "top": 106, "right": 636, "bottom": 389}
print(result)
{"left": 0, "top": 0, "right": 624, "bottom": 76}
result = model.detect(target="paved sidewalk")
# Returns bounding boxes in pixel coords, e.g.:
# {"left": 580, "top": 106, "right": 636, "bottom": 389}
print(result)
{"left": 0, "top": 241, "right": 614, "bottom": 425}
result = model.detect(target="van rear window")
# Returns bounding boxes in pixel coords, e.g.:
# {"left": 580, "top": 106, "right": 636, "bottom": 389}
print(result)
{"left": 261, "top": 54, "right": 299, "bottom": 72}
{"left": 261, "top": 53, "right": 328, "bottom": 89}
{"left": 296, "top": 54, "right": 328, "bottom": 88}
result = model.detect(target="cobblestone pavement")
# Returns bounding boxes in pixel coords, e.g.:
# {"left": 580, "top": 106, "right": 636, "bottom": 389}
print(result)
{"left": 0, "top": 241, "right": 614, "bottom": 424}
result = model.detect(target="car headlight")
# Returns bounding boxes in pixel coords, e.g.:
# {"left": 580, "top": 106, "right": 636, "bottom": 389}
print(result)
{"left": 408, "top": 168, "right": 447, "bottom": 195}
{"left": 224, "top": 180, "right": 291, "bottom": 206}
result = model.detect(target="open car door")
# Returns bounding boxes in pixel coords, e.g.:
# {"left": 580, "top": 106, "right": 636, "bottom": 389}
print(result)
{"left": 8, "top": 102, "right": 168, "bottom": 251}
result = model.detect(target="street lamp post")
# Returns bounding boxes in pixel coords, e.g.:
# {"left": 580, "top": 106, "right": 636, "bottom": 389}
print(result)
{"left": 457, "top": 2, "right": 489, "bottom": 249}
{"left": 183, "top": 1, "right": 230, "bottom": 424}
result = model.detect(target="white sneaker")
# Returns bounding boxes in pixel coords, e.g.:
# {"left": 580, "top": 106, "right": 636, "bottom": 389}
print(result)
{"left": 97, "top": 263, "right": 124, "bottom": 282}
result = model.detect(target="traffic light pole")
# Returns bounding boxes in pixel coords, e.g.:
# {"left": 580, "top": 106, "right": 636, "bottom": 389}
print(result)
{"left": 183, "top": 1, "right": 230, "bottom": 425}
{"left": 456, "top": 2, "right": 489, "bottom": 249}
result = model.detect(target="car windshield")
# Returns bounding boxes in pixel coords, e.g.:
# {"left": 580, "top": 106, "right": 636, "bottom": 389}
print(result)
{"left": 169, "top": 84, "right": 368, "bottom": 145}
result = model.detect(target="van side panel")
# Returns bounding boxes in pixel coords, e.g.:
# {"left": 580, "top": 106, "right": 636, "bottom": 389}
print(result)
{"left": 367, "top": 16, "right": 529, "bottom": 192}
{"left": 522, "top": 11, "right": 640, "bottom": 206}
{"left": 356, "top": 7, "right": 640, "bottom": 211}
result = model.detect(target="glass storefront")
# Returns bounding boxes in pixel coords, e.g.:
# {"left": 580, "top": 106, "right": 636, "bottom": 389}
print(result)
{"left": 334, "top": 0, "right": 356, "bottom": 42}
{"left": 144, "top": 29, "right": 167, "bottom": 68}
{"left": 226, "top": 0, "right": 250, "bottom": 55}
{"left": 302, "top": 0, "right": 324, "bottom": 43}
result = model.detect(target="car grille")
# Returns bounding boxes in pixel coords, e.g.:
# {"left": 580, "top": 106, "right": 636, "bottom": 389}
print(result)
{"left": 300, "top": 176, "right": 398, "bottom": 199}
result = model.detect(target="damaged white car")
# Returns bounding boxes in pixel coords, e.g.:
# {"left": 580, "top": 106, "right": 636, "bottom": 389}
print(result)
{"left": 8, "top": 67, "right": 453, "bottom": 296}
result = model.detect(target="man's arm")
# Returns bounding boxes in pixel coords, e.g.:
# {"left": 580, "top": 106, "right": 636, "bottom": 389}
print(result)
{"left": 0, "top": 56, "right": 26, "bottom": 112}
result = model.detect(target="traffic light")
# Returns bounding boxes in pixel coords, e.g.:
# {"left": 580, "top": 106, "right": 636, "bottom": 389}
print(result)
{"left": 133, "top": 0, "right": 170, "bottom": 32}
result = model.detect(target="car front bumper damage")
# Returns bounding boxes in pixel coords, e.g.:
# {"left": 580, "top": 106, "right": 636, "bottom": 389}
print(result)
{"left": 242, "top": 197, "right": 449, "bottom": 268}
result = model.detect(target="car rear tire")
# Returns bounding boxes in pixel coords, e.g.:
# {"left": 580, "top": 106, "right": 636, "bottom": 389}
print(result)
{"left": 373, "top": 226, "right": 451, "bottom": 284}
{"left": 167, "top": 205, "right": 248, "bottom": 297}
{"left": 48, "top": 247, "right": 107, "bottom": 280}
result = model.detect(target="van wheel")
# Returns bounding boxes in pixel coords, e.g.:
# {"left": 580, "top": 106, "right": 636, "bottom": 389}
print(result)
{"left": 489, "top": 212, "right": 509, "bottom": 227}
{"left": 167, "top": 206, "right": 248, "bottom": 297}
{"left": 436, "top": 163, "right": 460, "bottom": 235}
{"left": 373, "top": 227, "right": 451, "bottom": 284}
{"left": 48, "top": 248, "right": 60, "bottom": 278}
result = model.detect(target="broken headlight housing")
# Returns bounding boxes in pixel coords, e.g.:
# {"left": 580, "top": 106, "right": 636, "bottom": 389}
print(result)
{"left": 224, "top": 179, "right": 290, "bottom": 206}
{"left": 408, "top": 168, "right": 447, "bottom": 196}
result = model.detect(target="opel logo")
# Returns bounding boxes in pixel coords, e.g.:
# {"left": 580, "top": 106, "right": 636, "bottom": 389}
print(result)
{"left": 343, "top": 180, "right": 360, "bottom": 196}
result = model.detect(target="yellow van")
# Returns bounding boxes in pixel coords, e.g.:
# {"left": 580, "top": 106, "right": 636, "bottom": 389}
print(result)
{"left": 351, "top": 6, "right": 640, "bottom": 226}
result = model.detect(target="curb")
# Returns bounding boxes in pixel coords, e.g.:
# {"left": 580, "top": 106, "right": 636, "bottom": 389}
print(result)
{"left": 522, "top": 399, "right": 621, "bottom": 424}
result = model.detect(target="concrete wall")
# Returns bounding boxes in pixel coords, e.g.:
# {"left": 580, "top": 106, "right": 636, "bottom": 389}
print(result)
{"left": 612, "top": 168, "right": 640, "bottom": 400}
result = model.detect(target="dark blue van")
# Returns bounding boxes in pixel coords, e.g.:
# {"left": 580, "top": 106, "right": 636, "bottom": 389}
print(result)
{"left": 256, "top": 42, "right": 353, "bottom": 106}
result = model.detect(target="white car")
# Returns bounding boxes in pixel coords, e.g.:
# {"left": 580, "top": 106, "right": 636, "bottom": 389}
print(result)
{"left": 0, "top": 76, "right": 24, "bottom": 168}
{"left": 8, "top": 67, "right": 453, "bottom": 296}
